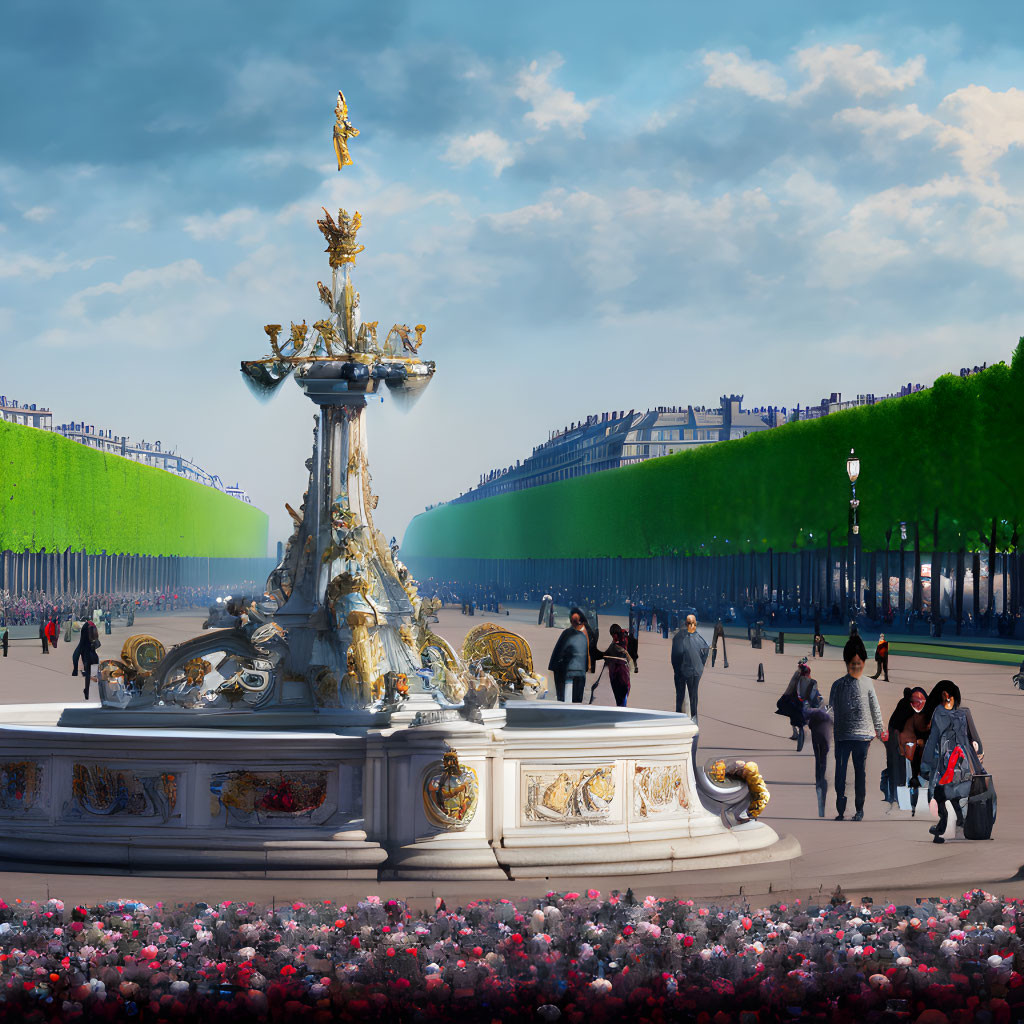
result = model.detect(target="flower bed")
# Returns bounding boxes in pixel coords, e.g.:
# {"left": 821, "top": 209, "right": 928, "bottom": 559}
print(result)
{"left": 0, "top": 889, "right": 1021, "bottom": 1022}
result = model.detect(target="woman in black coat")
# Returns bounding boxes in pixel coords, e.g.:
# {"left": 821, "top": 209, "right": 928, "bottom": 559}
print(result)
{"left": 72, "top": 619, "right": 101, "bottom": 700}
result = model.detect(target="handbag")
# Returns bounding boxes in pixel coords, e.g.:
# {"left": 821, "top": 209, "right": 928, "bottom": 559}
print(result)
{"left": 775, "top": 693, "right": 800, "bottom": 718}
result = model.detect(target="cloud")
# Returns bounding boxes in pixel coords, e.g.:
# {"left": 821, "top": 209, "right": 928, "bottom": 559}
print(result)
{"left": 61, "top": 259, "right": 210, "bottom": 319}
{"left": 22, "top": 205, "right": 55, "bottom": 223}
{"left": 793, "top": 44, "right": 925, "bottom": 99}
{"left": 837, "top": 85, "right": 1024, "bottom": 180}
{"left": 703, "top": 44, "right": 925, "bottom": 105}
{"left": 183, "top": 207, "right": 263, "bottom": 243}
{"left": 0, "top": 251, "right": 104, "bottom": 280}
{"left": 703, "top": 51, "right": 787, "bottom": 102}
{"left": 936, "top": 85, "right": 1024, "bottom": 177}
{"left": 515, "top": 54, "right": 597, "bottom": 135}
{"left": 835, "top": 103, "right": 937, "bottom": 144}
{"left": 442, "top": 130, "right": 516, "bottom": 175}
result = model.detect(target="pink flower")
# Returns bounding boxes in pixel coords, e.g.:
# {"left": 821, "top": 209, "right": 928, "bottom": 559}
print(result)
{"left": 140, "top": 945, "right": 159, "bottom": 960}
{"left": 587, "top": 890, "right": 600, "bottom": 900}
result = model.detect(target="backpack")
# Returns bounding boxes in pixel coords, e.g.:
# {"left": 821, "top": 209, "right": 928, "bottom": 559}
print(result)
{"left": 934, "top": 709, "right": 974, "bottom": 799}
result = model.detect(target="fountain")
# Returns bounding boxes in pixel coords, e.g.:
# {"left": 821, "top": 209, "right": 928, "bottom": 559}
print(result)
{"left": 0, "top": 93, "right": 797, "bottom": 879}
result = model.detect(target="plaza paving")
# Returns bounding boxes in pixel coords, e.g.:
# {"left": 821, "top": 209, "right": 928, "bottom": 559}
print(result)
{"left": 1, "top": 608, "right": 1022, "bottom": 907}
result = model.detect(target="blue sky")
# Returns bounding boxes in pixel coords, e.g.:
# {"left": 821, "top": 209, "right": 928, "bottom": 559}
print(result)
{"left": 2, "top": 1, "right": 1023, "bottom": 551}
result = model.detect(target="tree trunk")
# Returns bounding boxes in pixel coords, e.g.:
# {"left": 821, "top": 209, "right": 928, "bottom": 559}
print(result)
{"left": 955, "top": 548, "right": 966, "bottom": 634}
{"left": 868, "top": 550, "right": 877, "bottom": 619}
{"left": 931, "top": 510, "right": 942, "bottom": 628}
{"left": 971, "top": 551, "right": 980, "bottom": 631}
{"left": 913, "top": 522, "right": 922, "bottom": 616}
{"left": 898, "top": 541, "right": 907, "bottom": 620}
{"left": 825, "top": 530, "right": 833, "bottom": 612}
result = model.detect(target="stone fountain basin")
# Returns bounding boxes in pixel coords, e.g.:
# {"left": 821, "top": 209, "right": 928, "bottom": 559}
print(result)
{"left": 0, "top": 702, "right": 798, "bottom": 879}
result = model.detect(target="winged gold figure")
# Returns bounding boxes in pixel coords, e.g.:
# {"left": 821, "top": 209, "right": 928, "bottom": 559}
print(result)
{"left": 333, "top": 90, "right": 360, "bottom": 170}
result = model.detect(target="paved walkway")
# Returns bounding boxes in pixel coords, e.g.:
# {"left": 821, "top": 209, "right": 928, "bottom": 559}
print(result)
{"left": 1, "top": 609, "right": 1022, "bottom": 906}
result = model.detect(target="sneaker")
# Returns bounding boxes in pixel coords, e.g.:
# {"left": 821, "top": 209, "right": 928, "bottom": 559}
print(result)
{"left": 928, "top": 823, "right": 944, "bottom": 836}
{"left": 852, "top": 811, "right": 864, "bottom": 821}
{"left": 933, "top": 835, "right": 945, "bottom": 844}
{"left": 834, "top": 814, "right": 845, "bottom": 821}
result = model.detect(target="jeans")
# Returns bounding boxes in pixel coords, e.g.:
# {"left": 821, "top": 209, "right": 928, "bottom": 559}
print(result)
{"left": 834, "top": 739, "right": 870, "bottom": 816}
{"left": 610, "top": 678, "right": 629, "bottom": 706}
{"left": 555, "top": 673, "right": 586, "bottom": 703}
{"left": 674, "top": 673, "right": 700, "bottom": 719}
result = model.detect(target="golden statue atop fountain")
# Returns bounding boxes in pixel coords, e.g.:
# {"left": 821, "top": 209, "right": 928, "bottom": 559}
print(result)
{"left": 333, "top": 90, "right": 360, "bottom": 170}
{"left": 316, "top": 207, "right": 365, "bottom": 267}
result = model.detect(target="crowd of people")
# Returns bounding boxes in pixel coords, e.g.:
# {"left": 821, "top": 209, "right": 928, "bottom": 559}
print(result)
{"left": 0, "top": 587, "right": 246, "bottom": 628}
{"left": 418, "top": 577, "right": 1023, "bottom": 642}
{"left": 0, "top": 889, "right": 1021, "bottom": 1022}
{"left": 775, "top": 635, "right": 992, "bottom": 844}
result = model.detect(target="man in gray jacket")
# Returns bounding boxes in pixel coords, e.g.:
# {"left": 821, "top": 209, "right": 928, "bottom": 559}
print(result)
{"left": 828, "top": 635, "right": 886, "bottom": 821}
{"left": 547, "top": 612, "right": 590, "bottom": 703}
{"left": 670, "top": 614, "right": 709, "bottom": 720}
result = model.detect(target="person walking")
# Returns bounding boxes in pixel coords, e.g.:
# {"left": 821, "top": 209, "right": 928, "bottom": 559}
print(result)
{"left": 547, "top": 611, "right": 590, "bottom": 703}
{"left": 828, "top": 635, "right": 886, "bottom": 821}
{"left": 72, "top": 617, "right": 101, "bottom": 700}
{"left": 597, "top": 624, "right": 632, "bottom": 707}
{"left": 883, "top": 688, "right": 916, "bottom": 811}
{"left": 898, "top": 686, "right": 929, "bottom": 816}
{"left": 670, "top": 614, "right": 709, "bottom": 720}
{"left": 1, "top": 627, "right": 8, "bottom": 658}
{"left": 44, "top": 617, "right": 57, "bottom": 650}
{"left": 870, "top": 634, "right": 890, "bottom": 681}
{"left": 38, "top": 619, "right": 49, "bottom": 655}
{"left": 813, "top": 631, "right": 825, "bottom": 658}
{"left": 711, "top": 619, "right": 728, "bottom": 668}
{"left": 538, "top": 593, "right": 553, "bottom": 627}
{"left": 806, "top": 703, "right": 834, "bottom": 817}
{"left": 776, "top": 660, "right": 820, "bottom": 752}
{"left": 571, "top": 607, "right": 601, "bottom": 678}
{"left": 920, "top": 680, "right": 984, "bottom": 843}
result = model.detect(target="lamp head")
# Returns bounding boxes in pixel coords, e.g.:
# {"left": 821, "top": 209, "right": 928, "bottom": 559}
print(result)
{"left": 846, "top": 448, "right": 860, "bottom": 483}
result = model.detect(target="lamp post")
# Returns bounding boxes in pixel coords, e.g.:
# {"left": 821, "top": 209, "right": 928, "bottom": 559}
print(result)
{"left": 846, "top": 448, "right": 860, "bottom": 617}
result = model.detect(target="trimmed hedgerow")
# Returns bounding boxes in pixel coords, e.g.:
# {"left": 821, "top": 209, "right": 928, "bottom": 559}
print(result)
{"left": 402, "top": 343, "right": 1024, "bottom": 560}
{"left": 0, "top": 420, "right": 268, "bottom": 557}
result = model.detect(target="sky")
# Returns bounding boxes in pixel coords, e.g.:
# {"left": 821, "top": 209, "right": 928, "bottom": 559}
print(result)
{"left": 2, "top": 0, "right": 1024, "bottom": 553}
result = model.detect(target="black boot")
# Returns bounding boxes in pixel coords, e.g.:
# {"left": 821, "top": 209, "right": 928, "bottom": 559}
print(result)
{"left": 796, "top": 728, "right": 805, "bottom": 752}
{"left": 816, "top": 782, "right": 827, "bottom": 818}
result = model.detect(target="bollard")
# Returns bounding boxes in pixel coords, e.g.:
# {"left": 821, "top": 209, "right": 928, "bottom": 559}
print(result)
{"left": 756, "top": 663, "right": 765, "bottom": 683}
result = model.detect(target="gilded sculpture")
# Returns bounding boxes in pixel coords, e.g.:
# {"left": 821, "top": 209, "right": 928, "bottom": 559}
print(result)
{"left": 422, "top": 749, "right": 479, "bottom": 830}
{"left": 332, "top": 90, "right": 359, "bottom": 170}
{"left": 523, "top": 766, "right": 616, "bottom": 824}
{"left": 317, "top": 207, "right": 365, "bottom": 267}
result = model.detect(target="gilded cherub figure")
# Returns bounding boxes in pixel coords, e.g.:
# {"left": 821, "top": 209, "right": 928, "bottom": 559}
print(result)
{"left": 333, "top": 90, "right": 360, "bottom": 170}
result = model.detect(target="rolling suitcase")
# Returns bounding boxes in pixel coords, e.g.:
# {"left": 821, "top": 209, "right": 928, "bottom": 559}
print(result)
{"left": 963, "top": 772, "right": 996, "bottom": 840}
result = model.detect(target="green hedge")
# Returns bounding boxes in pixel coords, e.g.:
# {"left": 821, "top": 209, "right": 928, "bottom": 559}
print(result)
{"left": 0, "top": 420, "right": 268, "bottom": 558}
{"left": 402, "top": 342, "right": 1024, "bottom": 560}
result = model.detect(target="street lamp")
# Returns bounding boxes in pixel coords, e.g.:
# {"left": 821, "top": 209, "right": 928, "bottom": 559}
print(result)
{"left": 846, "top": 448, "right": 860, "bottom": 535}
